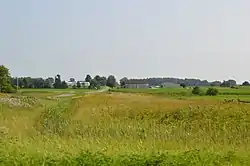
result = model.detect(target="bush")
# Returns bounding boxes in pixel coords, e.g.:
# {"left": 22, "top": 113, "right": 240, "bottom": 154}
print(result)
{"left": 192, "top": 86, "right": 202, "bottom": 95}
{"left": 231, "top": 86, "right": 239, "bottom": 89}
{"left": 206, "top": 87, "right": 219, "bottom": 96}
{"left": 180, "top": 83, "right": 186, "bottom": 88}
{"left": 1, "top": 84, "right": 16, "bottom": 93}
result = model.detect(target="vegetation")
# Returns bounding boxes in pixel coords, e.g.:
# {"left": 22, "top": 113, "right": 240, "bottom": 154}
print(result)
{"left": 242, "top": 81, "right": 250, "bottom": 86}
{"left": 1, "top": 91, "right": 250, "bottom": 165}
{"left": 192, "top": 86, "right": 203, "bottom": 95}
{"left": 0, "top": 65, "right": 16, "bottom": 93}
{"left": 53, "top": 74, "right": 68, "bottom": 89}
{"left": 2, "top": 64, "right": 250, "bottom": 165}
{"left": 119, "top": 77, "right": 239, "bottom": 87}
{"left": 106, "top": 75, "right": 116, "bottom": 88}
{"left": 206, "top": 87, "right": 219, "bottom": 96}
{"left": 180, "top": 82, "right": 186, "bottom": 88}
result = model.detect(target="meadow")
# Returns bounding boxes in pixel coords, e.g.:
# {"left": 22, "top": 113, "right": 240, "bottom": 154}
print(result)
{"left": 1, "top": 86, "right": 250, "bottom": 165}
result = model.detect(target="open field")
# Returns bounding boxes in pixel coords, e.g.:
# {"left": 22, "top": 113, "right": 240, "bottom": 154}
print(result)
{"left": 1, "top": 87, "right": 250, "bottom": 165}
{"left": 112, "top": 86, "right": 250, "bottom": 99}
{"left": 16, "top": 87, "right": 107, "bottom": 98}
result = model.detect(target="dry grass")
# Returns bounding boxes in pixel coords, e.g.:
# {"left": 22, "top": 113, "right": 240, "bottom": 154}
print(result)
{"left": 1, "top": 92, "right": 250, "bottom": 165}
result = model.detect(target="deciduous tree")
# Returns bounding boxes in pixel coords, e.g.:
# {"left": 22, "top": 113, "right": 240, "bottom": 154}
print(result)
{"left": 0, "top": 65, "right": 15, "bottom": 93}
{"left": 106, "top": 75, "right": 116, "bottom": 88}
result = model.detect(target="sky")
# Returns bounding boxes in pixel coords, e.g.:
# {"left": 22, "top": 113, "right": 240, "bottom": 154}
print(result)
{"left": 1, "top": 0, "right": 250, "bottom": 83}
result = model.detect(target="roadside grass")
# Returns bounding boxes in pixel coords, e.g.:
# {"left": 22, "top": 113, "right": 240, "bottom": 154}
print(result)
{"left": 1, "top": 90, "right": 250, "bottom": 165}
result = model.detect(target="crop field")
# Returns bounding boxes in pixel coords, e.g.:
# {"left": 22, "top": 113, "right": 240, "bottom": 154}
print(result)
{"left": 1, "top": 87, "right": 250, "bottom": 165}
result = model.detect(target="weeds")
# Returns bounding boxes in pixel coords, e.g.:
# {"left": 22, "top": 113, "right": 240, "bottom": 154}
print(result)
{"left": 0, "top": 149, "right": 249, "bottom": 165}
{"left": 1, "top": 92, "right": 250, "bottom": 165}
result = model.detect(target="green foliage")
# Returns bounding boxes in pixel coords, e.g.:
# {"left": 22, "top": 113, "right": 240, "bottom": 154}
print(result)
{"left": 2, "top": 90, "right": 250, "bottom": 165}
{"left": 220, "top": 80, "right": 237, "bottom": 87}
{"left": 94, "top": 75, "right": 107, "bottom": 86}
{"left": 61, "top": 81, "right": 68, "bottom": 89}
{"left": 85, "top": 74, "right": 92, "bottom": 83}
{"left": 53, "top": 74, "right": 62, "bottom": 89}
{"left": 35, "top": 103, "right": 69, "bottom": 136}
{"left": 0, "top": 150, "right": 249, "bottom": 165}
{"left": 106, "top": 75, "right": 116, "bottom": 88}
{"left": 192, "top": 86, "right": 202, "bottom": 95}
{"left": 89, "top": 79, "right": 98, "bottom": 89}
{"left": 120, "top": 77, "right": 128, "bottom": 88}
{"left": 76, "top": 81, "right": 81, "bottom": 88}
{"left": 53, "top": 75, "right": 68, "bottom": 89}
{"left": 206, "top": 87, "right": 219, "bottom": 96}
{"left": 0, "top": 65, "right": 15, "bottom": 93}
{"left": 1, "top": 84, "right": 16, "bottom": 93}
{"left": 180, "top": 83, "right": 186, "bottom": 88}
{"left": 242, "top": 81, "right": 250, "bottom": 86}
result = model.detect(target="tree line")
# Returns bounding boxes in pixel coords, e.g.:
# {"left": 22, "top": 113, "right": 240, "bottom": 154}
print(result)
{"left": 10, "top": 74, "right": 117, "bottom": 89}
{"left": 1, "top": 64, "right": 250, "bottom": 93}
{"left": 0, "top": 65, "right": 117, "bottom": 93}
{"left": 119, "top": 77, "right": 247, "bottom": 88}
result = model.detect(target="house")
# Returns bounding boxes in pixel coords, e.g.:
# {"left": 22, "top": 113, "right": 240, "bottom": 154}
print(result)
{"left": 66, "top": 81, "right": 77, "bottom": 87}
{"left": 125, "top": 83, "right": 149, "bottom": 88}
{"left": 66, "top": 80, "right": 90, "bottom": 88}
{"left": 80, "top": 81, "right": 90, "bottom": 88}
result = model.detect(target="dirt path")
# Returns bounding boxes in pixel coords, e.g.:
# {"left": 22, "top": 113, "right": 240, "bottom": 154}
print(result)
{"left": 53, "top": 87, "right": 109, "bottom": 98}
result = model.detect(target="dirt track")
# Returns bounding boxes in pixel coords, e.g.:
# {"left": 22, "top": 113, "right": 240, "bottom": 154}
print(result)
{"left": 53, "top": 87, "right": 109, "bottom": 98}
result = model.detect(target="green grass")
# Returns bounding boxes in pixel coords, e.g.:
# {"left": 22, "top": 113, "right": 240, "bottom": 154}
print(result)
{"left": 1, "top": 88, "right": 250, "bottom": 165}
{"left": 112, "top": 86, "right": 250, "bottom": 98}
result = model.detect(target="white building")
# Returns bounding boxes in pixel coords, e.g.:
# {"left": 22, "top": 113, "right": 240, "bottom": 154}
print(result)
{"left": 80, "top": 81, "right": 90, "bottom": 88}
{"left": 66, "top": 81, "right": 77, "bottom": 87}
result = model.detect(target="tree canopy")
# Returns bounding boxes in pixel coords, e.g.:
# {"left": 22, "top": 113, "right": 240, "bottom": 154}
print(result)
{"left": 106, "top": 75, "right": 116, "bottom": 88}
{"left": 0, "top": 65, "right": 16, "bottom": 93}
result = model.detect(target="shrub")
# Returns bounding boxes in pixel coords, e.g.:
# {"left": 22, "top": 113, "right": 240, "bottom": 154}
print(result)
{"left": 1, "top": 84, "right": 16, "bottom": 93}
{"left": 192, "top": 86, "right": 202, "bottom": 95}
{"left": 180, "top": 83, "right": 186, "bottom": 88}
{"left": 206, "top": 87, "right": 219, "bottom": 96}
{"left": 231, "top": 86, "right": 239, "bottom": 89}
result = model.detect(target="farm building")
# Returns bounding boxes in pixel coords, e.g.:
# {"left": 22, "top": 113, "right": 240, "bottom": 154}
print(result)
{"left": 66, "top": 81, "right": 90, "bottom": 88}
{"left": 161, "top": 82, "right": 180, "bottom": 88}
{"left": 66, "top": 81, "right": 77, "bottom": 87}
{"left": 79, "top": 81, "right": 90, "bottom": 88}
{"left": 125, "top": 83, "right": 149, "bottom": 88}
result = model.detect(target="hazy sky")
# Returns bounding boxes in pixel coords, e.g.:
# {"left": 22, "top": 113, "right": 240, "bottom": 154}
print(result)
{"left": 1, "top": 0, "right": 250, "bottom": 83}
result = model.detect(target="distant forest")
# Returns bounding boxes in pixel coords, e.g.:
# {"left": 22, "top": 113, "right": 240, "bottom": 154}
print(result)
{"left": 119, "top": 77, "right": 241, "bottom": 87}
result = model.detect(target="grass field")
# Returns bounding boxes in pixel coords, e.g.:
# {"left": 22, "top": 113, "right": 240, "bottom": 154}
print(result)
{"left": 112, "top": 86, "right": 250, "bottom": 99}
{"left": 1, "top": 87, "right": 250, "bottom": 165}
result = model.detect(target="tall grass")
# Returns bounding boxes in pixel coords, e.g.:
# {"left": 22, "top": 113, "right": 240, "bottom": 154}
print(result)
{"left": 1, "top": 92, "right": 250, "bottom": 165}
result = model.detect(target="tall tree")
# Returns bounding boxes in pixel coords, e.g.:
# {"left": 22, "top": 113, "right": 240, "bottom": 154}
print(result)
{"left": 0, "top": 65, "right": 15, "bottom": 93}
{"left": 53, "top": 74, "right": 62, "bottom": 89}
{"left": 61, "top": 81, "right": 68, "bottom": 89}
{"left": 120, "top": 77, "right": 128, "bottom": 88}
{"left": 44, "top": 77, "right": 54, "bottom": 88}
{"left": 23, "top": 78, "right": 28, "bottom": 88}
{"left": 99, "top": 76, "right": 107, "bottom": 86}
{"left": 69, "top": 78, "right": 75, "bottom": 82}
{"left": 77, "top": 81, "right": 81, "bottom": 88}
{"left": 242, "top": 81, "right": 250, "bottom": 86}
{"left": 89, "top": 79, "right": 98, "bottom": 89}
{"left": 85, "top": 75, "right": 92, "bottom": 82}
{"left": 106, "top": 75, "right": 116, "bottom": 88}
